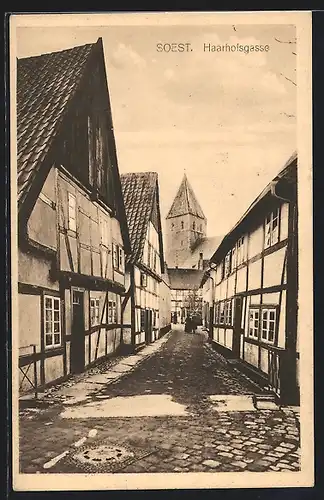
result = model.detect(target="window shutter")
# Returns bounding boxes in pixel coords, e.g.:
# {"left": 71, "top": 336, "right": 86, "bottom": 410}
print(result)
{"left": 141, "top": 273, "right": 147, "bottom": 287}
{"left": 119, "top": 247, "right": 124, "bottom": 272}
{"left": 112, "top": 244, "right": 117, "bottom": 269}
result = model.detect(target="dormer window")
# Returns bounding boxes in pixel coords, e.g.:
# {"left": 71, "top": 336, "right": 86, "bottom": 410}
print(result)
{"left": 265, "top": 208, "right": 280, "bottom": 249}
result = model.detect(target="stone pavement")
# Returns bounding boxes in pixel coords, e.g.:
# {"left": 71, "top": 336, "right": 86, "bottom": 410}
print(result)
{"left": 19, "top": 328, "right": 301, "bottom": 474}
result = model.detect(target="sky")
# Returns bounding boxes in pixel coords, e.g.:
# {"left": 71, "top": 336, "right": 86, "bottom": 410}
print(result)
{"left": 16, "top": 22, "right": 296, "bottom": 240}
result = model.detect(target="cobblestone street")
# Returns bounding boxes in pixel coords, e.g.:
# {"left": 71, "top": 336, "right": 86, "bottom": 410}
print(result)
{"left": 19, "top": 328, "right": 300, "bottom": 474}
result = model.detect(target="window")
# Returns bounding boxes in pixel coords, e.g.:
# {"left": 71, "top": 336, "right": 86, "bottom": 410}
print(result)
{"left": 140, "top": 272, "right": 148, "bottom": 287}
{"left": 225, "top": 300, "right": 232, "bottom": 326}
{"left": 193, "top": 221, "right": 196, "bottom": 230}
{"left": 219, "top": 302, "right": 225, "bottom": 324}
{"left": 214, "top": 302, "right": 220, "bottom": 323}
{"left": 112, "top": 243, "right": 124, "bottom": 273}
{"left": 44, "top": 296, "right": 61, "bottom": 348}
{"left": 265, "top": 208, "right": 280, "bottom": 249}
{"left": 90, "top": 298, "right": 100, "bottom": 326}
{"left": 140, "top": 309, "right": 145, "bottom": 330}
{"left": 248, "top": 308, "right": 259, "bottom": 338}
{"left": 237, "top": 236, "right": 245, "bottom": 265}
{"left": 223, "top": 250, "right": 232, "bottom": 278}
{"left": 108, "top": 300, "right": 117, "bottom": 324}
{"left": 118, "top": 247, "right": 124, "bottom": 272}
{"left": 181, "top": 221, "right": 184, "bottom": 230}
{"left": 153, "top": 250, "right": 157, "bottom": 272}
{"left": 68, "top": 193, "right": 76, "bottom": 231}
{"left": 261, "top": 308, "right": 276, "bottom": 342}
{"left": 200, "top": 224, "right": 202, "bottom": 232}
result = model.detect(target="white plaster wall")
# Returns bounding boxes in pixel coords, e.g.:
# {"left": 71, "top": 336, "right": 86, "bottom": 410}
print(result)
{"left": 248, "top": 259, "right": 262, "bottom": 291}
{"left": 263, "top": 246, "right": 287, "bottom": 289}
{"left": 248, "top": 225, "right": 263, "bottom": 259}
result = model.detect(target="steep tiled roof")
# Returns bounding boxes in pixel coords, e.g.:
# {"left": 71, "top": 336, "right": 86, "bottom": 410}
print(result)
{"left": 120, "top": 172, "right": 159, "bottom": 264}
{"left": 166, "top": 173, "right": 206, "bottom": 219}
{"left": 168, "top": 268, "right": 204, "bottom": 290}
{"left": 17, "top": 40, "right": 98, "bottom": 211}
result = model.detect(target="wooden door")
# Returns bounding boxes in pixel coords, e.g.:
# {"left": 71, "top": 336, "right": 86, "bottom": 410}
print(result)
{"left": 232, "top": 296, "right": 243, "bottom": 358}
{"left": 145, "top": 309, "right": 153, "bottom": 344}
{"left": 71, "top": 290, "right": 85, "bottom": 374}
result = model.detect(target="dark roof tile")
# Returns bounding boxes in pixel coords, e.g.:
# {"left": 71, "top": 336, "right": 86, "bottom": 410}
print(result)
{"left": 17, "top": 41, "right": 97, "bottom": 211}
{"left": 120, "top": 172, "right": 158, "bottom": 264}
{"left": 166, "top": 173, "right": 206, "bottom": 220}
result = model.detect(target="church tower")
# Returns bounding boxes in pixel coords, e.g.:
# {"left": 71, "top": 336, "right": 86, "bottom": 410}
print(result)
{"left": 165, "top": 173, "right": 207, "bottom": 268}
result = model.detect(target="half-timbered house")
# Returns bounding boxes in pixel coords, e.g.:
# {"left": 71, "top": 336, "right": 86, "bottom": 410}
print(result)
{"left": 120, "top": 172, "right": 169, "bottom": 352}
{"left": 17, "top": 38, "right": 131, "bottom": 395}
{"left": 168, "top": 269, "right": 204, "bottom": 325}
{"left": 201, "top": 153, "right": 299, "bottom": 405}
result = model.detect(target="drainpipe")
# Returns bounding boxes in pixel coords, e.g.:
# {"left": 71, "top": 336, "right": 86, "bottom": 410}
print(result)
{"left": 206, "top": 263, "right": 217, "bottom": 340}
{"left": 270, "top": 180, "right": 292, "bottom": 203}
{"left": 270, "top": 179, "right": 298, "bottom": 404}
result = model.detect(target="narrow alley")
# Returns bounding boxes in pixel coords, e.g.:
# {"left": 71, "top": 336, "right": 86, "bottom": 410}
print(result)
{"left": 19, "top": 328, "right": 300, "bottom": 474}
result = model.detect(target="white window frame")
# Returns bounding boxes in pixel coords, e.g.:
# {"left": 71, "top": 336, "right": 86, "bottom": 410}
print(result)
{"left": 44, "top": 296, "right": 61, "bottom": 349}
{"left": 90, "top": 297, "right": 100, "bottom": 326}
{"left": 219, "top": 301, "right": 225, "bottom": 324}
{"left": 112, "top": 243, "right": 124, "bottom": 273}
{"left": 225, "top": 300, "right": 232, "bottom": 326}
{"left": 68, "top": 193, "right": 76, "bottom": 232}
{"left": 118, "top": 246, "right": 124, "bottom": 273}
{"left": 140, "top": 272, "right": 148, "bottom": 288}
{"left": 214, "top": 302, "right": 219, "bottom": 324}
{"left": 261, "top": 308, "right": 276, "bottom": 343}
{"left": 140, "top": 308, "right": 145, "bottom": 331}
{"left": 265, "top": 208, "right": 280, "bottom": 249}
{"left": 224, "top": 250, "right": 232, "bottom": 278}
{"left": 108, "top": 299, "right": 117, "bottom": 324}
{"left": 248, "top": 308, "right": 259, "bottom": 338}
{"left": 237, "top": 236, "right": 245, "bottom": 265}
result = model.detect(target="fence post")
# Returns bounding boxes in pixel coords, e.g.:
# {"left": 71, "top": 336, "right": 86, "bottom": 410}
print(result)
{"left": 33, "top": 345, "right": 38, "bottom": 399}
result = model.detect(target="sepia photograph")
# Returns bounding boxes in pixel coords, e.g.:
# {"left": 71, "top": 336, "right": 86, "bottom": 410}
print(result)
{"left": 10, "top": 11, "right": 313, "bottom": 491}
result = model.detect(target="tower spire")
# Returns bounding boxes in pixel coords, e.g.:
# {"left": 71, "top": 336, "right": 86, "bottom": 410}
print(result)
{"left": 165, "top": 174, "right": 207, "bottom": 268}
{"left": 166, "top": 173, "right": 206, "bottom": 220}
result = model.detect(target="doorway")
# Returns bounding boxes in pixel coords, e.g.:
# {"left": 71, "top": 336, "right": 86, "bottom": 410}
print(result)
{"left": 232, "top": 296, "right": 243, "bottom": 358}
{"left": 145, "top": 309, "right": 153, "bottom": 344}
{"left": 71, "top": 289, "right": 85, "bottom": 374}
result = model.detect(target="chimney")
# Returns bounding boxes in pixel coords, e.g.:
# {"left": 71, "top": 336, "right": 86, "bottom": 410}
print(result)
{"left": 198, "top": 252, "right": 204, "bottom": 270}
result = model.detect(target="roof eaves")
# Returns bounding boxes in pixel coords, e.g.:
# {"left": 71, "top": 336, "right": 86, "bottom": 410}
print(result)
{"left": 209, "top": 153, "right": 297, "bottom": 265}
